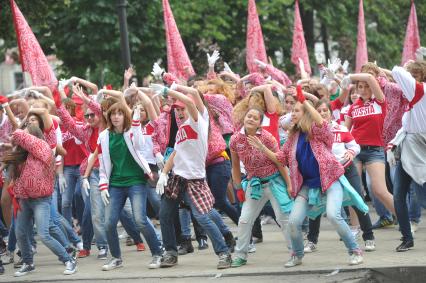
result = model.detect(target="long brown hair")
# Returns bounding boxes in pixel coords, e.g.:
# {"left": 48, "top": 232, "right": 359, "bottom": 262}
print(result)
{"left": 2, "top": 125, "right": 46, "bottom": 181}
{"left": 106, "top": 103, "right": 132, "bottom": 132}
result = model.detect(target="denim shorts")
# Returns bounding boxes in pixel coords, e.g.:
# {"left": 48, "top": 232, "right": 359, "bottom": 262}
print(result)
{"left": 356, "top": 146, "right": 385, "bottom": 165}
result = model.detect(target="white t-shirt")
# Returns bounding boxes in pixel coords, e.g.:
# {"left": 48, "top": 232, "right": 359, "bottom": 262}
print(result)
{"left": 173, "top": 110, "right": 209, "bottom": 179}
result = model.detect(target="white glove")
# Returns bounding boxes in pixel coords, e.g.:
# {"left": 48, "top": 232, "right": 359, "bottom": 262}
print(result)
{"left": 340, "top": 75, "right": 352, "bottom": 90}
{"left": 96, "top": 89, "right": 106, "bottom": 102}
{"left": 26, "top": 90, "right": 43, "bottom": 99}
{"left": 342, "top": 60, "right": 350, "bottom": 73}
{"left": 207, "top": 50, "right": 220, "bottom": 67}
{"left": 155, "top": 152, "right": 164, "bottom": 170}
{"left": 170, "top": 81, "right": 178, "bottom": 91}
{"left": 254, "top": 59, "right": 267, "bottom": 69}
{"left": 156, "top": 172, "right": 169, "bottom": 195}
{"left": 223, "top": 62, "right": 233, "bottom": 73}
{"left": 58, "top": 174, "right": 67, "bottom": 194}
{"left": 328, "top": 58, "right": 342, "bottom": 73}
{"left": 149, "top": 83, "right": 166, "bottom": 96}
{"left": 325, "top": 68, "right": 336, "bottom": 80}
{"left": 151, "top": 63, "right": 164, "bottom": 80}
{"left": 82, "top": 178, "right": 90, "bottom": 197}
{"left": 101, "top": 189, "right": 110, "bottom": 206}
{"left": 386, "top": 149, "right": 396, "bottom": 167}
{"left": 58, "top": 79, "right": 71, "bottom": 92}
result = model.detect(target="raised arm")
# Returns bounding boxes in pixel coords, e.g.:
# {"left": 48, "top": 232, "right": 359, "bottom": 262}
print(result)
{"left": 174, "top": 84, "right": 206, "bottom": 115}
{"left": 251, "top": 84, "right": 276, "bottom": 113}
{"left": 150, "top": 84, "right": 199, "bottom": 121}
{"left": 349, "top": 73, "right": 385, "bottom": 102}
{"left": 71, "top": 76, "right": 98, "bottom": 94}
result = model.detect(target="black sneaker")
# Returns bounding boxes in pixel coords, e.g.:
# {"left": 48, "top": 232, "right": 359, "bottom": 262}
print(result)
{"left": 0, "top": 260, "right": 4, "bottom": 275}
{"left": 396, "top": 240, "right": 414, "bottom": 252}
{"left": 224, "top": 232, "right": 236, "bottom": 253}
{"left": 372, "top": 217, "right": 394, "bottom": 229}
{"left": 217, "top": 252, "right": 232, "bottom": 269}
{"left": 160, "top": 253, "right": 178, "bottom": 268}
{"left": 178, "top": 239, "right": 194, "bottom": 256}
{"left": 198, "top": 238, "right": 209, "bottom": 250}
{"left": 14, "top": 263, "right": 35, "bottom": 277}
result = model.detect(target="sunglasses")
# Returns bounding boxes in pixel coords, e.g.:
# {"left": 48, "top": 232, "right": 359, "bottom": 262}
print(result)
{"left": 84, "top": 113, "right": 96, "bottom": 119}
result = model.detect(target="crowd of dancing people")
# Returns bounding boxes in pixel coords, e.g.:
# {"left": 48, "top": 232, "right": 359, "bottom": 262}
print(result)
{"left": 0, "top": 48, "right": 425, "bottom": 277}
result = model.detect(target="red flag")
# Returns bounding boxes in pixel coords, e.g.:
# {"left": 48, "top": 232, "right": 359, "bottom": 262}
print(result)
{"left": 291, "top": 0, "right": 311, "bottom": 75}
{"left": 401, "top": 0, "right": 420, "bottom": 65}
{"left": 10, "top": 0, "right": 57, "bottom": 90}
{"left": 246, "top": 0, "right": 267, "bottom": 73}
{"left": 162, "top": 0, "right": 195, "bottom": 81}
{"left": 356, "top": 0, "right": 368, "bottom": 72}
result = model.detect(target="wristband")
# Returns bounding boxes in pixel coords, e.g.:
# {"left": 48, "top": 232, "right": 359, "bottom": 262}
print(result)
{"left": 234, "top": 183, "right": 242, "bottom": 189}
{"left": 162, "top": 87, "right": 169, "bottom": 97}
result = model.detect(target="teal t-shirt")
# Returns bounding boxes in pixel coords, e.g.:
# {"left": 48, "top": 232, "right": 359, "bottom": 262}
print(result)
{"left": 109, "top": 131, "right": 146, "bottom": 187}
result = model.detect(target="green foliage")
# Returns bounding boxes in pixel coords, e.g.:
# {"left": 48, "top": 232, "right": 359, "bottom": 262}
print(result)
{"left": 0, "top": 0, "right": 425, "bottom": 87}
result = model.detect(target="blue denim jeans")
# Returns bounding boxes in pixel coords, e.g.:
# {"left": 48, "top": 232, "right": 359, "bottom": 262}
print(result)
{"left": 289, "top": 183, "right": 359, "bottom": 258}
{"left": 206, "top": 160, "right": 239, "bottom": 225}
{"left": 160, "top": 189, "right": 229, "bottom": 256}
{"left": 16, "top": 197, "right": 71, "bottom": 264}
{"left": 51, "top": 188, "right": 81, "bottom": 246}
{"left": 121, "top": 200, "right": 144, "bottom": 244}
{"left": 393, "top": 161, "right": 426, "bottom": 241}
{"left": 62, "top": 165, "right": 82, "bottom": 225}
{"left": 89, "top": 169, "right": 108, "bottom": 250}
{"left": 408, "top": 184, "right": 421, "bottom": 223}
{"left": 105, "top": 184, "right": 162, "bottom": 258}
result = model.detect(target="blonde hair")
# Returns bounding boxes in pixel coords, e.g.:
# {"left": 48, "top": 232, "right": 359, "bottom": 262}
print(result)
{"left": 232, "top": 90, "right": 283, "bottom": 127}
{"left": 206, "top": 78, "right": 236, "bottom": 104}
{"left": 289, "top": 101, "right": 314, "bottom": 140}
{"left": 406, "top": 61, "right": 426, "bottom": 82}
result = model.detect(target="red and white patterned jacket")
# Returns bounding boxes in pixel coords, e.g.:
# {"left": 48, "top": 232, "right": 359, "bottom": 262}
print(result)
{"left": 204, "top": 94, "right": 234, "bottom": 135}
{"left": 12, "top": 130, "right": 55, "bottom": 199}
{"left": 377, "top": 76, "right": 408, "bottom": 144}
{"left": 277, "top": 121, "right": 344, "bottom": 197}
{"left": 56, "top": 99, "right": 101, "bottom": 175}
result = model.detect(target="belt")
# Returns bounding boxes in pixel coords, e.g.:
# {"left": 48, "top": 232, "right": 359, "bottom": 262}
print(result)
{"left": 360, "top": 145, "right": 383, "bottom": 150}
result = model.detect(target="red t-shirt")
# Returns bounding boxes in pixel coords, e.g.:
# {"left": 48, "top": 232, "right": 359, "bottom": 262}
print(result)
{"left": 261, "top": 112, "right": 280, "bottom": 144}
{"left": 347, "top": 98, "right": 386, "bottom": 147}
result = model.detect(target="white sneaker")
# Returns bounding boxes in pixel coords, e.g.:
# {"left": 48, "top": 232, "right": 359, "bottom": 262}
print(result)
{"left": 148, "top": 255, "right": 162, "bottom": 269}
{"left": 64, "top": 260, "right": 77, "bottom": 275}
{"left": 102, "top": 258, "right": 123, "bottom": 271}
{"left": 303, "top": 241, "right": 317, "bottom": 253}
{"left": 118, "top": 231, "right": 128, "bottom": 240}
{"left": 364, "top": 240, "right": 376, "bottom": 252}
{"left": 349, "top": 253, "right": 363, "bottom": 265}
{"left": 248, "top": 243, "right": 256, "bottom": 253}
{"left": 410, "top": 221, "right": 419, "bottom": 233}
{"left": 284, "top": 256, "right": 302, "bottom": 268}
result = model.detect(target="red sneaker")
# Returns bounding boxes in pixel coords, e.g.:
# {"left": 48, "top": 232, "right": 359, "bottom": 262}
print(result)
{"left": 77, "top": 249, "right": 90, "bottom": 258}
{"left": 136, "top": 243, "right": 145, "bottom": 252}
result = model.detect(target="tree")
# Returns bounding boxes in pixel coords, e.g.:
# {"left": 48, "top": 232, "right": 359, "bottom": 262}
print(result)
{"left": 0, "top": 0, "right": 425, "bottom": 87}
